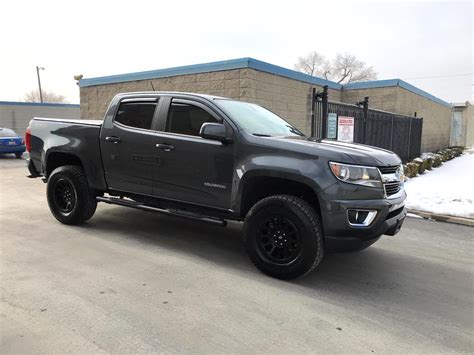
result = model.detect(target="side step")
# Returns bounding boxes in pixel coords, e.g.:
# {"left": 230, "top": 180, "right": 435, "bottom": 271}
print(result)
{"left": 96, "top": 196, "right": 227, "bottom": 227}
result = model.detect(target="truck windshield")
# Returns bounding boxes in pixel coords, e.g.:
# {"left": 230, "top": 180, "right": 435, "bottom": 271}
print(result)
{"left": 214, "top": 100, "right": 305, "bottom": 137}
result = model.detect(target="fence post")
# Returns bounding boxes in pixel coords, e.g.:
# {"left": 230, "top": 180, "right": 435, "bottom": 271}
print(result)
{"left": 390, "top": 116, "right": 394, "bottom": 150}
{"left": 407, "top": 117, "right": 413, "bottom": 160}
{"left": 321, "top": 85, "right": 328, "bottom": 139}
{"left": 310, "top": 87, "right": 316, "bottom": 137}
{"left": 362, "top": 96, "right": 369, "bottom": 143}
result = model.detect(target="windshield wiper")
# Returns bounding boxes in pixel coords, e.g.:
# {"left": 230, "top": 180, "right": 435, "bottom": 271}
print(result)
{"left": 252, "top": 133, "right": 272, "bottom": 137}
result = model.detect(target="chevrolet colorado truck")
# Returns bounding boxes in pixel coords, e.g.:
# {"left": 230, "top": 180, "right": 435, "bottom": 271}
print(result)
{"left": 26, "top": 92, "right": 406, "bottom": 279}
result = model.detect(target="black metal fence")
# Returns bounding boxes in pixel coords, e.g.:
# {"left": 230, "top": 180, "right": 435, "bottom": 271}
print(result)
{"left": 311, "top": 86, "right": 423, "bottom": 162}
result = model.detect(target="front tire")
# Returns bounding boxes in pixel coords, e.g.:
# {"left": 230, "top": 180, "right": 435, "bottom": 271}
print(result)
{"left": 15, "top": 152, "right": 22, "bottom": 159}
{"left": 47, "top": 165, "right": 97, "bottom": 225}
{"left": 243, "top": 195, "right": 324, "bottom": 280}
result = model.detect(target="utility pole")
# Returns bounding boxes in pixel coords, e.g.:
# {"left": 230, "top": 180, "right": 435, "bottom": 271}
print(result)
{"left": 36, "top": 66, "right": 45, "bottom": 103}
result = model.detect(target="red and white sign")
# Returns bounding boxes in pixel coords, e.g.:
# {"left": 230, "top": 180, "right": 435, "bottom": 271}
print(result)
{"left": 337, "top": 116, "right": 354, "bottom": 142}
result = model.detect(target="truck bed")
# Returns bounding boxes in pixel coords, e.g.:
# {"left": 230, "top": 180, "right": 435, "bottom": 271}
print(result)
{"left": 33, "top": 117, "right": 103, "bottom": 126}
{"left": 29, "top": 117, "right": 106, "bottom": 190}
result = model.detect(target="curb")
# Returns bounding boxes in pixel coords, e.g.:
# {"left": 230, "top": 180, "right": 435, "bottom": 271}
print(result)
{"left": 407, "top": 209, "right": 474, "bottom": 227}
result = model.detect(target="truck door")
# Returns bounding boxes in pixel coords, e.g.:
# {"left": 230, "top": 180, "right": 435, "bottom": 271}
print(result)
{"left": 152, "top": 98, "right": 234, "bottom": 209}
{"left": 100, "top": 97, "right": 160, "bottom": 195}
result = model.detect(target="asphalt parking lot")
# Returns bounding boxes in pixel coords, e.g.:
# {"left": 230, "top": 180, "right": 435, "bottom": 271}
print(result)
{"left": 1, "top": 156, "right": 473, "bottom": 353}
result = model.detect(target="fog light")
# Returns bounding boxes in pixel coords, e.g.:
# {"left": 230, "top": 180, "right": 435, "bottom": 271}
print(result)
{"left": 347, "top": 209, "right": 377, "bottom": 227}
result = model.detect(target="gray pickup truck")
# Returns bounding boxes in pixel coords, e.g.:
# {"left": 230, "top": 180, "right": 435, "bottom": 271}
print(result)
{"left": 26, "top": 92, "right": 406, "bottom": 279}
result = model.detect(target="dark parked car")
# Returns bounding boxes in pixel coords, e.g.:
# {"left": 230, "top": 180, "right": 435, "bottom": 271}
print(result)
{"left": 26, "top": 92, "right": 407, "bottom": 279}
{"left": 0, "top": 128, "right": 25, "bottom": 158}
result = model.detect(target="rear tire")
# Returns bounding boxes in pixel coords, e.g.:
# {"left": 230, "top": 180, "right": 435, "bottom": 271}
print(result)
{"left": 47, "top": 165, "right": 97, "bottom": 225}
{"left": 243, "top": 195, "right": 324, "bottom": 280}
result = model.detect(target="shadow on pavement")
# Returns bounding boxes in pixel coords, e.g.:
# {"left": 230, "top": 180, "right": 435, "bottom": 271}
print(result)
{"left": 83, "top": 206, "right": 469, "bottom": 300}
{"left": 81, "top": 206, "right": 253, "bottom": 272}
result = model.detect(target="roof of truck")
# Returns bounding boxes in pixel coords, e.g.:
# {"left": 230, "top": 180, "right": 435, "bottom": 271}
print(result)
{"left": 116, "top": 91, "right": 229, "bottom": 101}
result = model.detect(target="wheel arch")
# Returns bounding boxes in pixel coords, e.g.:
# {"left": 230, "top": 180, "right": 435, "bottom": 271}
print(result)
{"left": 45, "top": 151, "right": 84, "bottom": 179}
{"left": 236, "top": 171, "right": 322, "bottom": 218}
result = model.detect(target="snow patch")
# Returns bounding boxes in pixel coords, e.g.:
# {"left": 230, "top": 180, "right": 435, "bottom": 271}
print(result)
{"left": 404, "top": 153, "right": 474, "bottom": 218}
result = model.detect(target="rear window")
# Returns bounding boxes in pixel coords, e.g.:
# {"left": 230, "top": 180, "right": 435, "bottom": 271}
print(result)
{"left": 0, "top": 129, "right": 18, "bottom": 137}
{"left": 115, "top": 101, "right": 157, "bottom": 130}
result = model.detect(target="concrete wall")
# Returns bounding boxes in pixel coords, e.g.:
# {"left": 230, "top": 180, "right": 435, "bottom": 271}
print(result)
{"left": 0, "top": 102, "right": 81, "bottom": 135}
{"left": 341, "top": 87, "right": 452, "bottom": 152}
{"left": 341, "top": 86, "right": 399, "bottom": 112}
{"left": 80, "top": 68, "right": 340, "bottom": 135}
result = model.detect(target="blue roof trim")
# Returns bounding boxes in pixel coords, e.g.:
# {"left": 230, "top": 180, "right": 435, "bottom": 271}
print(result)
{"left": 79, "top": 57, "right": 342, "bottom": 89}
{"left": 343, "top": 79, "right": 400, "bottom": 90}
{"left": 0, "top": 101, "right": 80, "bottom": 108}
{"left": 246, "top": 58, "right": 342, "bottom": 89}
{"left": 397, "top": 80, "right": 452, "bottom": 107}
{"left": 79, "top": 57, "right": 450, "bottom": 108}
{"left": 343, "top": 79, "right": 452, "bottom": 108}
{"left": 79, "top": 58, "right": 253, "bottom": 87}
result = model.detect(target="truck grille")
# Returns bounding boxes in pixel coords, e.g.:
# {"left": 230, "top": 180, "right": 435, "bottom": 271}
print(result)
{"left": 378, "top": 165, "right": 399, "bottom": 174}
{"left": 384, "top": 182, "right": 401, "bottom": 197}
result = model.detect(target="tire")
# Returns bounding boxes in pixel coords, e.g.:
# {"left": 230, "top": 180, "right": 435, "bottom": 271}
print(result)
{"left": 243, "top": 195, "right": 324, "bottom": 280}
{"left": 15, "top": 152, "right": 22, "bottom": 159}
{"left": 46, "top": 165, "right": 97, "bottom": 225}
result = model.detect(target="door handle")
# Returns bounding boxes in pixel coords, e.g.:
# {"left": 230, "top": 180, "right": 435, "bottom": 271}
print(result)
{"left": 155, "top": 143, "right": 175, "bottom": 152}
{"left": 105, "top": 136, "right": 121, "bottom": 144}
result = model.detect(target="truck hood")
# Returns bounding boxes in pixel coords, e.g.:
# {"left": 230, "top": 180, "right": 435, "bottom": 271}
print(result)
{"left": 260, "top": 135, "right": 402, "bottom": 166}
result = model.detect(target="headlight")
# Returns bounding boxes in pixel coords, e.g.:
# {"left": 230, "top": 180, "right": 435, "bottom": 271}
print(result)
{"left": 397, "top": 164, "right": 406, "bottom": 183}
{"left": 329, "top": 162, "right": 382, "bottom": 188}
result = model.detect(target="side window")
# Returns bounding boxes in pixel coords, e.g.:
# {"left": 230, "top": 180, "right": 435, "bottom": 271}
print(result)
{"left": 115, "top": 101, "right": 157, "bottom": 130}
{"left": 166, "top": 102, "right": 219, "bottom": 136}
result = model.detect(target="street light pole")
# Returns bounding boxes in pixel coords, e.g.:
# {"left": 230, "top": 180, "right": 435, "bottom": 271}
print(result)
{"left": 36, "top": 66, "right": 45, "bottom": 103}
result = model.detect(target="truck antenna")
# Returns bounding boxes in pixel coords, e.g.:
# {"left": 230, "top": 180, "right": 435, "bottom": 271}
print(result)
{"left": 149, "top": 80, "right": 156, "bottom": 91}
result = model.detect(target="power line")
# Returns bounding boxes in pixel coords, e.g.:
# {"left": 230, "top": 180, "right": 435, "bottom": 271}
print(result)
{"left": 403, "top": 73, "right": 473, "bottom": 80}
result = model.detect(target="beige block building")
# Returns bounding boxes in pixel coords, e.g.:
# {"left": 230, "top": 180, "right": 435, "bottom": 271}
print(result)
{"left": 79, "top": 57, "right": 453, "bottom": 153}
{"left": 340, "top": 82, "right": 453, "bottom": 152}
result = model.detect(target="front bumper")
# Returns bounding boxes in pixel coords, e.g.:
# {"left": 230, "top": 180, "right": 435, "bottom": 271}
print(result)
{"left": 0, "top": 145, "right": 26, "bottom": 154}
{"left": 321, "top": 189, "right": 407, "bottom": 252}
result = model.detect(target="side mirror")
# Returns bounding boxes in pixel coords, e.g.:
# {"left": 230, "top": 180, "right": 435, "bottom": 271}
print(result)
{"left": 200, "top": 123, "right": 232, "bottom": 143}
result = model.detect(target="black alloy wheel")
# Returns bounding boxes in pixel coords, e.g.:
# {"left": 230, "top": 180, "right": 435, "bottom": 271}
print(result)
{"left": 53, "top": 178, "right": 77, "bottom": 214}
{"left": 256, "top": 216, "right": 302, "bottom": 264}
{"left": 243, "top": 194, "right": 324, "bottom": 280}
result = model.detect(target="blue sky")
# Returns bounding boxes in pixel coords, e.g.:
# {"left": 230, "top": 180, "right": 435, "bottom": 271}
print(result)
{"left": 1, "top": 0, "right": 471, "bottom": 103}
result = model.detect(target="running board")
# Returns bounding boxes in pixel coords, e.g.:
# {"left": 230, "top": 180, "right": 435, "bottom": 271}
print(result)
{"left": 96, "top": 196, "right": 227, "bottom": 227}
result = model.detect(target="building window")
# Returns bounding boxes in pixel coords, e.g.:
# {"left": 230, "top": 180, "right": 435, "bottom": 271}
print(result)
{"left": 115, "top": 102, "right": 157, "bottom": 130}
{"left": 166, "top": 102, "right": 219, "bottom": 136}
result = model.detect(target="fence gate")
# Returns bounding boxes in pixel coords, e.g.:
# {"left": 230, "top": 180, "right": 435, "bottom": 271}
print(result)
{"left": 311, "top": 86, "right": 423, "bottom": 162}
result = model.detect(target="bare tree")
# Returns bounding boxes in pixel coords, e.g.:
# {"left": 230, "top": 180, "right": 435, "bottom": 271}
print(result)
{"left": 294, "top": 51, "right": 327, "bottom": 77}
{"left": 294, "top": 51, "right": 377, "bottom": 84}
{"left": 23, "top": 89, "right": 69, "bottom": 103}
